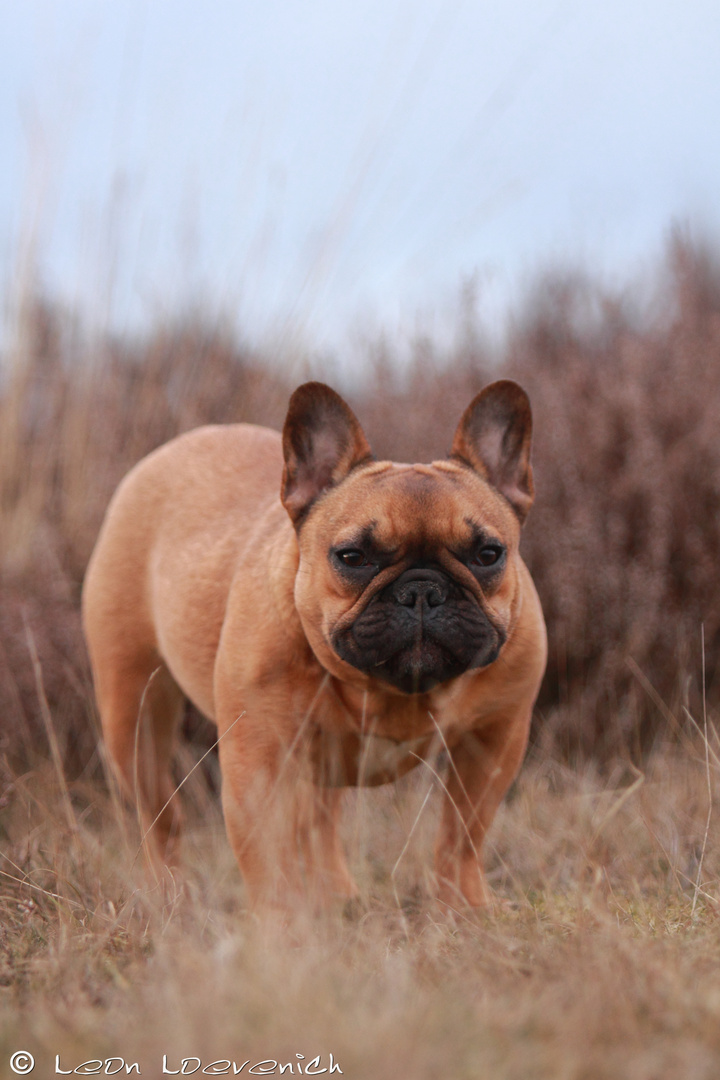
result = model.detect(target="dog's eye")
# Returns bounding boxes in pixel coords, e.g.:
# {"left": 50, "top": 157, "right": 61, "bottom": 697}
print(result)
{"left": 472, "top": 545, "right": 504, "bottom": 568}
{"left": 338, "top": 549, "right": 369, "bottom": 568}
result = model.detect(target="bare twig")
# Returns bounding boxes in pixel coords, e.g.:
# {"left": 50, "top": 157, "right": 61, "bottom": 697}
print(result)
{"left": 692, "top": 625, "right": 713, "bottom": 918}
{"left": 23, "top": 615, "right": 77, "bottom": 837}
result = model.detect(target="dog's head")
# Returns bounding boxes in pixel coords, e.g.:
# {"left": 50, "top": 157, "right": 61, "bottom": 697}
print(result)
{"left": 281, "top": 381, "right": 535, "bottom": 695}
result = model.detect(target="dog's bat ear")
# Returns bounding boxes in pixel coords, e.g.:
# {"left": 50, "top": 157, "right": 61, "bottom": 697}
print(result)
{"left": 450, "top": 380, "right": 534, "bottom": 522}
{"left": 282, "top": 382, "right": 374, "bottom": 525}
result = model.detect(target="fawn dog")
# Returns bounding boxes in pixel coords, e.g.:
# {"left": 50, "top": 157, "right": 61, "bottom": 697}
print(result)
{"left": 82, "top": 380, "right": 546, "bottom": 909}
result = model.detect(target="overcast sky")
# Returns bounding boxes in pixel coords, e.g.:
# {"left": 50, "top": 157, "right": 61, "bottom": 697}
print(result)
{"left": 2, "top": 0, "right": 720, "bottom": 352}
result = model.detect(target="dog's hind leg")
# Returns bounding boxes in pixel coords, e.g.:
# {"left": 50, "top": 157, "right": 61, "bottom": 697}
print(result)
{"left": 93, "top": 653, "right": 186, "bottom": 867}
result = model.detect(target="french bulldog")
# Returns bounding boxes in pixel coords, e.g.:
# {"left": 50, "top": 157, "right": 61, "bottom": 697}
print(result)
{"left": 82, "top": 380, "right": 546, "bottom": 910}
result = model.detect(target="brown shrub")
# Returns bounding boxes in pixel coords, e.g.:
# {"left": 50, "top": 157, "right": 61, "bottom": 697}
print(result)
{"left": 0, "top": 303, "right": 295, "bottom": 771}
{"left": 1, "top": 231, "right": 719, "bottom": 770}
{"left": 509, "top": 239, "right": 720, "bottom": 758}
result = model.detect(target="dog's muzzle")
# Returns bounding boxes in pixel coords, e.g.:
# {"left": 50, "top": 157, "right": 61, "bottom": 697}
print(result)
{"left": 333, "top": 566, "right": 503, "bottom": 694}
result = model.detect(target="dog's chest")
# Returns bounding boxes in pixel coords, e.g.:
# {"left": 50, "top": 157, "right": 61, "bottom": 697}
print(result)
{"left": 354, "top": 732, "right": 430, "bottom": 783}
{"left": 310, "top": 724, "right": 434, "bottom": 787}
{"left": 309, "top": 681, "right": 456, "bottom": 786}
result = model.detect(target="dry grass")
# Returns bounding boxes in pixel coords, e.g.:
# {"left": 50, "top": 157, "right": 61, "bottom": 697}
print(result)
{"left": 2, "top": 741, "right": 720, "bottom": 1078}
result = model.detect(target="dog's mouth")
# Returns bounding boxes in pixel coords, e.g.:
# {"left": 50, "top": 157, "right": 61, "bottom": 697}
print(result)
{"left": 332, "top": 567, "right": 503, "bottom": 694}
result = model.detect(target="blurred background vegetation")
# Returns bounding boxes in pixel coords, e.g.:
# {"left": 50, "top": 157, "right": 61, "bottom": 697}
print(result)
{"left": 1, "top": 229, "right": 718, "bottom": 775}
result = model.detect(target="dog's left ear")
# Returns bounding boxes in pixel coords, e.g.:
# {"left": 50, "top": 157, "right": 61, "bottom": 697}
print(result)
{"left": 451, "top": 380, "right": 534, "bottom": 522}
{"left": 282, "top": 382, "right": 373, "bottom": 525}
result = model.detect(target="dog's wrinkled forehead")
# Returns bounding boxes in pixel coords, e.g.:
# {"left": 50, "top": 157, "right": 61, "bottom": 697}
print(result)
{"left": 319, "top": 459, "right": 519, "bottom": 551}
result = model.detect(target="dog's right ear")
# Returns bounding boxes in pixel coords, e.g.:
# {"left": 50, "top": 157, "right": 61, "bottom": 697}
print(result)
{"left": 281, "top": 382, "right": 373, "bottom": 525}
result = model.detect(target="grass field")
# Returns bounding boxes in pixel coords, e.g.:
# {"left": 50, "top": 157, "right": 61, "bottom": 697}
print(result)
{"left": 2, "top": 741, "right": 720, "bottom": 1079}
{"left": 2, "top": 233, "right": 720, "bottom": 1077}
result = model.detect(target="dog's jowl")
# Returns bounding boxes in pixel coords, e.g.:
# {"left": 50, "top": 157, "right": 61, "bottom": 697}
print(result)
{"left": 82, "top": 380, "right": 547, "bottom": 910}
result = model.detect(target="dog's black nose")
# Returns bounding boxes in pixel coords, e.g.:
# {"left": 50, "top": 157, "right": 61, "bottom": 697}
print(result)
{"left": 392, "top": 569, "right": 448, "bottom": 609}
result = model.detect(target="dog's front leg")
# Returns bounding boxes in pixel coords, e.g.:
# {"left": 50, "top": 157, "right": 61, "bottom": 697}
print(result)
{"left": 434, "top": 713, "right": 531, "bottom": 909}
{"left": 218, "top": 724, "right": 310, "bottom": 909}
{"left": 217, "top": 718, "right": 356, "bottom": 911}
{"left": 297, "top": 786, "right": 358, "bottom": 905}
